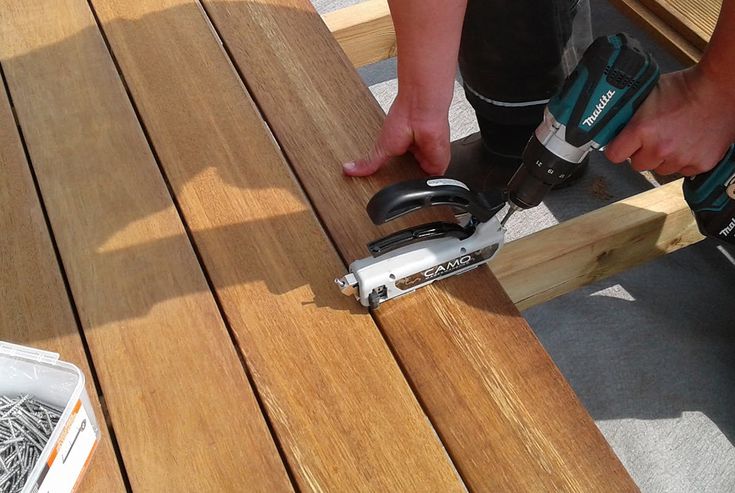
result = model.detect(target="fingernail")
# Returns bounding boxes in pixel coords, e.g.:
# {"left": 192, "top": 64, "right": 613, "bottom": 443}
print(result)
{"left": 342, "top": 161, "right": 357, "bottom": 173}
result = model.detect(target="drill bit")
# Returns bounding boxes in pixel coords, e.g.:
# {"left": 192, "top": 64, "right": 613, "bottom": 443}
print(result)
{"left": 500, "top": 204, "right": 520, "bottom": 227}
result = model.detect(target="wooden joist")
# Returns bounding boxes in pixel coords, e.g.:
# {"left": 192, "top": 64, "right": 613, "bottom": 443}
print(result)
{"left": 322, "top": 0, "right": 396, "bottom": 67}
{"left": 609, "top": 0, "right": 703, "bottom": 63}
{"left": 322, "top": 0, "right": 719, "bottom": 67}
{"left": 493, "top": 180, "right": 704, "bottom": 310}
{"left": 638, "top": 0, "right": 721, "bottom": 50}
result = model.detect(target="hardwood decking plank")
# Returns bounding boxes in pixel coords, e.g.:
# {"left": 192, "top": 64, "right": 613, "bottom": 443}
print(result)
{"left": 201, "top": 1, "right": 637, "bottom": 490}
{"left": 0, "top": 61, "right": 126, "bottom": 493}
{"left": 0, "top": 1, "right": 292, "bottom": 490}
{"left": 87, "top": 0, "right": 465, "bottom": 490}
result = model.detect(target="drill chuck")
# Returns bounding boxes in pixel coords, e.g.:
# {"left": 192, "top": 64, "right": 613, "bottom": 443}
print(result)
{"left": 508, "top": 114, "right": 592, "bottom": 209}
{"left": 507, "top": 33, "right": 660, "bottom": 210}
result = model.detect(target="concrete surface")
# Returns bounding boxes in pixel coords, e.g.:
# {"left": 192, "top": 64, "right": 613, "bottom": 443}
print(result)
{"left": 314, "top": 0, "right": 735, "bottom": 491}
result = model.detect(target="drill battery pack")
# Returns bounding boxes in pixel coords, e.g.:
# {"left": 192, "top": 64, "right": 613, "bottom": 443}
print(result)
{"left": 683, "top": 145, "right": 735, "bottom": 245}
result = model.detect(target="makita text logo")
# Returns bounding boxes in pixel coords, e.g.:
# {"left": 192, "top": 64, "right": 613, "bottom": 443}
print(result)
{"left": 423, "top": 255, "right": 472, "bottom": 278}
{"left": 719, "top": 217, "right": 735, "bottom": 237}
{"left": 583, "top": 90, "right": 616, "bottom": 127}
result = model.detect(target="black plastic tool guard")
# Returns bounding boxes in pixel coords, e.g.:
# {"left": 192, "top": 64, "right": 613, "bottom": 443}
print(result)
{"left": 365, "top": 178, "right": 506, "bottom": 257}
{"left": 367, "top": 178, "right": 505, "bottom": 224}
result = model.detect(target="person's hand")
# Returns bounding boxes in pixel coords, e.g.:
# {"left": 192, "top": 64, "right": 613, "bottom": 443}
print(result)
{"left": 605, "top": 67, "right": 735, "bottom": 176}
{"left": 343, "top": 93, "right": 451, "bottom": 177}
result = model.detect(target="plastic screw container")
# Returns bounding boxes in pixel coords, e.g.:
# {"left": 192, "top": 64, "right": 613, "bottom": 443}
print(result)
{"left": 0, "top": 341, "right": 100, "bottom": 493}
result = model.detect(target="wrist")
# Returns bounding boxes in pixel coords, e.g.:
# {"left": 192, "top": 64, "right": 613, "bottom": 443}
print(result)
{"left": 692, "top": 57, "right": 735, "bottom": 104}
{"left": 394, "top": 80, "right": 454, "bottom": 120}
{"left": 681, "top": 66, "right": 735, "bottom": 145}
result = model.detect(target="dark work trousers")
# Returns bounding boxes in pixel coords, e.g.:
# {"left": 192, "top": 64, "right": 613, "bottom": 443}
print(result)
{"left": 459, "top": 0, "right": 593, "bottom": 155}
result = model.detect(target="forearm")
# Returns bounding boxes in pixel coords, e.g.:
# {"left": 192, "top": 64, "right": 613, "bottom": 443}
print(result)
{"left": 697, "top": 0, "right": 735, "bottom": 97}
{"left": 388, "top": 0, "right": 467, "bottom": 114}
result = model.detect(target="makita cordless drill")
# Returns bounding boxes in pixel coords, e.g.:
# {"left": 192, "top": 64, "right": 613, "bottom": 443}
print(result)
{"left": 503, "top": 33, "right": 735, "bottom": 245}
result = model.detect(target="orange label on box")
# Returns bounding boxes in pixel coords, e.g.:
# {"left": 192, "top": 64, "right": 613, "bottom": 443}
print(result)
{"left": 35, "top": 400, "right": 98, "bottom": 493}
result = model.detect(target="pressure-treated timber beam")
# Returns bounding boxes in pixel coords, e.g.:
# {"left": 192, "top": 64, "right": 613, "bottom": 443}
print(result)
{"left": 322, "top": 0, "right": 395, "bottom": 67}
{"left": 492, "top": 179, "right": 705, "bottom": 310}
{"left": 324, "top": 0, "right": 706, "bottom": 67}
{"left": 637, "top": 0, "right": 720, "bottom": 51}
{"left": 601, "top": 0, "right": 702, "bottom": 64}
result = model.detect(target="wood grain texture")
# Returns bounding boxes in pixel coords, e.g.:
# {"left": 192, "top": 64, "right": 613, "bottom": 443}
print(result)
{"left": 322, "top": 0, "right": 396, "bottom": 67}
{"left": 0, "top": 66, "right": 126, "bottom": 493}
{"left": 202, "top": 1, "right": 637, "bottom": 490}
{"left": 0, "top": 1, "right": 292, "bottom": 491}
{"left": 638, "top": 0, "right": 721, "bottom": 49}
{"left": 492, "top": 180, "right": 705, "bottom": 310}
{"left": 87, "top": 0, "right": 464, "bottom": 490}
{"left": 610, "top": 0, "right": 702, "bottom": 63}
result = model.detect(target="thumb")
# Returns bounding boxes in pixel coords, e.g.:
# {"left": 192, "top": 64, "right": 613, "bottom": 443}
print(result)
{"left": 413, "top": 138, "right": 450, "bottom": 176}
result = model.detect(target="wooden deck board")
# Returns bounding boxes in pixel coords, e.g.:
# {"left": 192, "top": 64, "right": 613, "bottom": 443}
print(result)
{"left": 0, "top": 65, "right": 126, "bottom": 493}
{"left": 202, "top": 1, "right": 637, "bottom": 490}
{"left": 0, "top": 1, "right": 292, "bottom": 490}
{"left": 87, "top": 1, "right": 465, "bottom": 490}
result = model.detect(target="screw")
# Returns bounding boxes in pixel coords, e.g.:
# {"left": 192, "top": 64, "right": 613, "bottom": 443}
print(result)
{"left": 0, "top": 395, "right": 62, "bottom": 492}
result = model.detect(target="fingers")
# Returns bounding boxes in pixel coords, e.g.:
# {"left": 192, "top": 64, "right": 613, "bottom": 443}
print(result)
{"left": 606, "top": 115, "right": 667, "bottom": 172}
{"left": 604, "top": 122, "right": 643, "bottom": 164}
{"left": 343, "top": 142, "right": 392, "bottom": 177}
{"left": 679, "top": 159, "right": 719, "bottom": 177}
{"left": 679, "top": 166, "right": 701, "bottom": 177}
{"left": 628, "top": 147, "right": 663, "bottom": 172}
{"left": 343, "top": 118, "right": 450, "bottom": 177}
{"left": 343, "top": 127, "right": 410, "bottom": 177}
{"left": 412, "top": 136, "right": 450, "bottom": 176}
{"left": 654, "top": 161, "right": 679, "bottom": 176}
{"left": 625, "top": 145, "right": 725, "bottom": 176}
